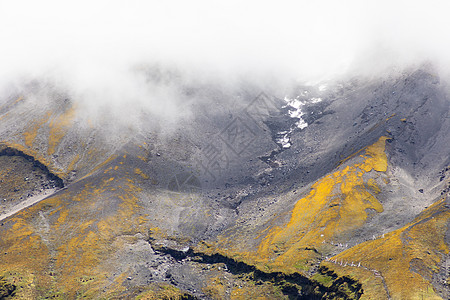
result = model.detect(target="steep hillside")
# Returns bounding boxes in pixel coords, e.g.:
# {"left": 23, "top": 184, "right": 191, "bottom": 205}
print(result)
{"left": 0, "top": 68, "right": 449, "bottom": 299}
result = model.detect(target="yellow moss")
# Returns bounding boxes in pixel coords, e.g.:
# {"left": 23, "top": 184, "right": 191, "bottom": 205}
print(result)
{"left": 200, "top": 271, "right": 286, "bottom": 300}
{"left": 23, "top": 112, "right": 51, "bottom": 148}
{"left": 361, "top": 137, "right": 388, "bottom": 172}
{"left": 104, "top": 272, "right": 128, "bottom": 296}
{"left": 137, "top": 155, "right": 148, "bottom": 162}
{"left": 0, "top": 171, "right": 149, "bottom": 298}
{"left": 66, "top": 154, "right": 80, "bottom": 173}
{"left": 196, "top": 137, "right": 389, "bottom": 276}
{"left": 81, "top": 154, "right": 118, "bottom": 179}
{"left": 134, "top": 168, "right": 150, "bottom": 180}
{"left": 366, "top": 178, "right": 381, "bottom": 193}
{"left": 385, "top": 113, "right": 396, "bottom": 121}
{"left": 251, "top": 137, "right": 389, "bottom": 273}
{"left": 48, "top": 105, "right": 77, "bottom": 156}
{"left": 0, "top": 212, "right": 52, "bottom": 299}
{"left": 327, "top": 199, "right": 449, "bottom": 300}
{"left": 203, "top": 276, "right": 227, "bottom": 300}
{"left": 14, "top": 96, "right": 24, "bottom": 103}
{"left": 57, "top": 210, "right": 69, "bottom": 224}
{"left": 229, "top": 279, "right": 286, "bottom": 300}
{"left": 321, "top": 261, "right": 389, "bottom": 300}
{"left": 1, "top": 141, "right": 65, "bottom": 179}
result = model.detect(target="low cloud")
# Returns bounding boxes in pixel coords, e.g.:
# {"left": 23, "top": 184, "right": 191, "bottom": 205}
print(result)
{"left": 0, "top": 0, "right": 449, "bottom": 125}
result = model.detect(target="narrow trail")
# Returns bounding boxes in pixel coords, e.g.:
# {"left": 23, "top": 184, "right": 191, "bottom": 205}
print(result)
{"left": 0, "top": 189, "right": 56, "bottom": 221}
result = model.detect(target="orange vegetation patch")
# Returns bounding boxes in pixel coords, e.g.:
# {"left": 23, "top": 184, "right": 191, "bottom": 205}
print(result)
{"left": 255, "top": 137, "right": 388, "bottom": 273}
{"left": 48, "top": 105, "right": 77, "bottom": 156}
{"left": 0, "top": 174, "right": 149, "bottom": 298}
{"left": 134, "top": 168, "right": 150, "bottom": 179}
{"left": 197, "top": 137, "right": 389, "bottom": 275}
{"left": 325, "top": 199, "right": 449, "bottom": 300}
{"left": 2, "top": 141, "right": 55, "bottom": 175}
{"left": 23, "top": 112, "right": 52, "bottom": 148}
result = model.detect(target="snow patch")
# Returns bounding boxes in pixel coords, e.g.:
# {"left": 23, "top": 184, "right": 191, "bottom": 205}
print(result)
{"left": 276, "top": 134, "right": 292, "bottom": 148}
{"left": 318, "top": 84, "right": 328, "bottom": 91}
{"left": 283, "top": 96, "right": 309, "bottom": 129}
{"left": 276, "top": 94, "right": 323, "bottom": 149}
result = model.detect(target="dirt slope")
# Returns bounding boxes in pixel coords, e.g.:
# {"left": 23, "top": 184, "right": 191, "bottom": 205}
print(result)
{"left": 0, "top": 67, "right": 448, "bottom": 299}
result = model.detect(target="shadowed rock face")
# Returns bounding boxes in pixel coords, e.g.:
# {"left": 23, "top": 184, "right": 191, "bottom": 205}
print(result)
{"left": 0, "top": 145, "right": 64, "bottom": 219}
{"left": 0, "top": 67, "right": 448, "bottom": 299}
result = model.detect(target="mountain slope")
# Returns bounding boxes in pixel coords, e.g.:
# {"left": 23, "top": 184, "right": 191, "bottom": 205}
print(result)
{"left": 0, "top": 67, "right": 449, "bottom": 299}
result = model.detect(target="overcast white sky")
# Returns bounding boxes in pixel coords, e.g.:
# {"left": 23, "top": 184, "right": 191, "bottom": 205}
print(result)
{"left": 0, "top": 0, "right": 449, "bottom": 119}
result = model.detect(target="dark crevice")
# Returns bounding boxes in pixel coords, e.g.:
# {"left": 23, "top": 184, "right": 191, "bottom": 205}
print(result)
{"left": 258, "top": 98, "right": 333, "bottom": 168}
{"left": 259, "top": 149, "right": 282, "bottom": 168}
{"left": 0, "top": 276, "right": 16, "bottom": 299}
{"left": 149, "top": 240, "right": 363, "bottom": 299}
{"left": 258, "top": 104, "right": 295, "bottom": 167}
{"left": 0, "top": 145, "right": 64, "bottom": 188}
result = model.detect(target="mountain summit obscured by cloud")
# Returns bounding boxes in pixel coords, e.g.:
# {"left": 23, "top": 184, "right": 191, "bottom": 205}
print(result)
{"left": 1, "top": 0, "right": 449, "bottom": 122}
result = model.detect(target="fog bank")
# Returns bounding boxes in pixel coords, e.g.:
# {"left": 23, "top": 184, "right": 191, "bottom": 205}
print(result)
{"left": 1, "top": 0, "right": 449, "bottom": 122}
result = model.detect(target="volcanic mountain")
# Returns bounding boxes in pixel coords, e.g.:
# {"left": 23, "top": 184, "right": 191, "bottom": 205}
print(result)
{"left": 0, "top": 67, "right": 449, "bottom": 299}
